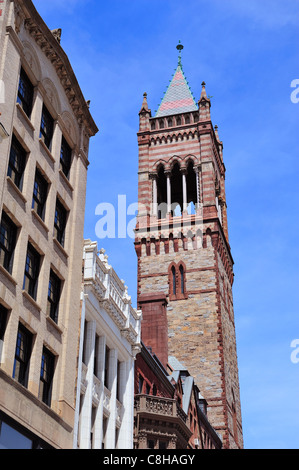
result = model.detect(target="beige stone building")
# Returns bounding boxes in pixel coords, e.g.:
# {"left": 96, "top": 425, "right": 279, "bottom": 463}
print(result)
{"left": 0, "top": 0, "right": 97, "bottom": 448}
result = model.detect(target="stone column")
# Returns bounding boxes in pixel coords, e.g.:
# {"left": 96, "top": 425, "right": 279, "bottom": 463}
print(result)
{"left": 195, "top": 167, "right": 200, "bottom": 208}
{"left": 166, "top": 172, "right": 171, "bottom": 214}
{"left": 152, "top": 176, "right": 158, "bottom": 217}
{"left": 79, "top": 320, "right": 96, "bottom": 449}
{"left": 117, "top": 358, "right": 134, "bottom": 449}
{"left": 105, "top": 348, "right": 118, "bottom": 448}
{"left": 93, "top": 335, "right": 106, "bottom": 449}
{"left": 182, "top": 170, "right": 187, "bottom": 213}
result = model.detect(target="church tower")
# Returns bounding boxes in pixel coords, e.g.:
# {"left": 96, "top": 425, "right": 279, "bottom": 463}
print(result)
{"left": 135, "top": 44, "right": 243, "bottom": 449}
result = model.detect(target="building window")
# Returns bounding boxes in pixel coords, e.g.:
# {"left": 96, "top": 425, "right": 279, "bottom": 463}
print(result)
{"left": 0, "top": 212, "right": 17, "bottom": 274}
{"left": 7, "top": 136, "right": 27, "bottom": 190}
{"left": 17, "top": 68, "right": 34, "bottom": 118}
{"left": 171, "top": 265, "right": 176, "bottom": 295}
{"left": 138, "top": 375, "right": 144, "bottom": 394}
{"left": 0, "top": 412, "right": 53, "bottom": 449}
{"left": 23, "top": 243, "right": 40, "bottom": 300}
{"left": 47, "top": 270, "right": 61, "bottom": 323}
{"left": 179, "top": 264, "right": 185, "bottom": 294}
{"left": 60, "top": 136, "right": 72, "bottom": 178}
{"left": 0, "top": 304, "right": 8, "bottom": 341}
{"left": 40, "top": 105, "right": 54, "bottom": 150}
{"left": 147, "top": 440, "right": 155, "bottom": 449}
{"left": 32, "top": 169, "right": 48, "bottom": 220}
{"left": 169, "top": 262, "right": 187, "bottom": 300}
{"left": 13, "top": 323, "right": 33, "bottom": 388}
{"left": 54, "top": 199, "right": 67, "bottom": 247}
{"left": 39, "top": 347, "right": 55, "bottom": 407}
{"left": 159, "top": 440, "right": 167, "bottom": 450}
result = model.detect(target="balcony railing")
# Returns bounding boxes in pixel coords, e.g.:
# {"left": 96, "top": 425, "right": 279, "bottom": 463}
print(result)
{"left": 134, "top": 394, "right": 188, "bottom": 424}
{"left": 83, "top": 241, "right": 142, "bottom": 349}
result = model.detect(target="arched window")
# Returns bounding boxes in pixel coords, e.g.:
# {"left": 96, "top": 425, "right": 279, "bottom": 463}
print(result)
{"left": 169, "top": 262, "right": 187, "bottom": 300}
{"left": 171, "top": 266, "right": 176, "bottom": 295}
{"left": 179, "top": 265, "right": 184, "bottom": 294}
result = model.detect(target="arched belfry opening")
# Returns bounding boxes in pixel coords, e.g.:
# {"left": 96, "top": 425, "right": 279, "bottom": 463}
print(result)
{"left": 157, "top": 165, "right": 167, "bottom": 219}
{"left": 171, "top": 162, "right": 183, "bottom": 216}
{"left": 186, "top": 160, "right": 197, "bottom": 214}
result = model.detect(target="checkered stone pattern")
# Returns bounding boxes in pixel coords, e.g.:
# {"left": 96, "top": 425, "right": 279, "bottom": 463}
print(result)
{"left": 155, "top": 65, "right": 198, "bottom": 117}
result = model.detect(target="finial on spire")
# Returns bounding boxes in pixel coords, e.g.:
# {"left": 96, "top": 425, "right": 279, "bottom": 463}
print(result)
{"left": 176, "top": 40, "right": 184, "bottom": 67}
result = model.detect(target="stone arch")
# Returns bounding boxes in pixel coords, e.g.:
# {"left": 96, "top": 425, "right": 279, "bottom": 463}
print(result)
{"left": 60, "top": 110, "right": 79, "bottom": 147}
{"left": 22, "top": 40, "right": 42, "bottom": 83}
{"left": 42, "top": 77, "right": 61, "bottom": 115}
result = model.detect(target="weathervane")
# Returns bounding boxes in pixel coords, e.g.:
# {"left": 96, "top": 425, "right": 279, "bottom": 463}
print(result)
{"left": 176, "top": 40, "right": 184, "bottom": 66}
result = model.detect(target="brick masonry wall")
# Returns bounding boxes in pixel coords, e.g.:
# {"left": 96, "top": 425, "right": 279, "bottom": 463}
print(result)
{"left": 136, "top": 96, "right": 243, "bottom": 448}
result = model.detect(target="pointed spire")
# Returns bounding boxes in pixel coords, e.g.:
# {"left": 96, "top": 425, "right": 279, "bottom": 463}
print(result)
{"left": 199, "top": 81, "right": 209, "bottom": 102}
{"left": 139, "top": 92, "right": 149, "bottom": 114}
{"left": 155, "top": 43, "right": 197, "bottom": 118}
{"left": 139, "top": 92, "right": 151, "bottom": 132}
{"left": 198, "top": 81, "right": 211, "bottom": 121}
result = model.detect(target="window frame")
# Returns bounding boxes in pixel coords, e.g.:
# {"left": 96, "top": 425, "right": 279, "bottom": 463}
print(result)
{"left": 40, "top": 105, "right": 54, "bottom": 150}
{"left": 23, "top": 243, "right": 41, "bottom": 300}
{"left": 169, "top": 262, "right": 187, "bottom": 301}
{"left": 7, "top": 135, "right": 27, "bottom": 190}
{"left": 54, "top": 198, "right": 67, "bottom": 248}
{"left": 0, "top": 212, "right": 18, "bottom": 274}
{"left": 0, "top": 304, "right": 8, "bottom": 342}
{"left": 47, "top": 269, "right": 61, "bottom": 323}
{"left": 32, "top": 168, "right": 48, "bottom": 221}
{"left": 17, "top": 67, "right": 34, "bottom": 118}
{"left": 60, "top": 136, "right": 72, "bottom": 178}
{"left": 13, "top": 323, "right": 33, "bottom": 388}
{"left": 39, "top": 346, "right": 55, "bottom": 407}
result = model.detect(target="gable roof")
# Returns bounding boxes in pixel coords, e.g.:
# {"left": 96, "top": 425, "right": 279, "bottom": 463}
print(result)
{"left": 155, "top": 64, "right": 198, "bottom": 118}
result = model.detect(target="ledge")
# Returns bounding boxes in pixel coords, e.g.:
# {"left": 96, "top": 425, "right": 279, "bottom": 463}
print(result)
{"left": 6, "top": 176, "right": 27, "bottom": 204}
{"left": 16, "top": 103, "right": 35, "bottom": 132}
{"left": 22, "top": 290, "right": 41, "bottom": 312}
{"left": 31, "top": 209, "right": 49, "bottom": 233}
{"left": 59, "top": 169, "right": 74, "bottom": 192}
{"left": 0, "top": 264, "right": 18, "bottom": 286}
{"left": 39, "top": 138, "right": 56, "bottom": 163}
{"left": 53, "top": 237, "right": 69, "bottom": 259}
{"left": 46, "top": 315, "right": 63, "bottom": 335}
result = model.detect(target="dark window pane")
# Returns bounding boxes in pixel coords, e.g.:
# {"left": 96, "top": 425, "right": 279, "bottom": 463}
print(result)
{"left": 7, "top": 136, "right": 26, "bottom": 190}
{"left": 0, "top": 420, "right": 32, "bottom": 449}
{"left": 0, "top": 212, "right": 17, "bottom": 274}
{"left": 13, "top": 324, "right": 33, "bottom": 388}
{"left": 39, "top": 347, "right": 55, "bottom": 406}
{"left": 40, "top": 105, "right": 54, "bottom": 150}
{"left": 180, "top": 265, "right": 184, "bottom": 294}
{"left": 17, "top": 68, "right": 34, "bottom": 118}
{"left": 0, "top": 304, "right": 8, "bottom": 341}
{"left": 47, "top": 270, "right": 61, "bottom": 323}
{"left": 23, "top": 243, "right": 40, "bottom": 300}
{"left": 54, "top": 199, "right": 67, "bottom": 247}
{"left": 172, "top": 266, "right": 176, "bottom": 295}
{"left": 60, "top": 136, "right": 72, "bottom": 178}
{"left": 32, "top": 169, "right": 48, "bottom": 220}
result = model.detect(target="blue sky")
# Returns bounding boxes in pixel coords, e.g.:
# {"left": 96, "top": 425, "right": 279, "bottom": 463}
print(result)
{"left": 33, "top": 0, "right": 299, "bottom": 449}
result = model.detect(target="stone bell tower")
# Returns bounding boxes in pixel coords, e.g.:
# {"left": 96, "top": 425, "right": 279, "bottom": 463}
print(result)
{"left": 134, "top": 43, "right": 243, "bottom": 449}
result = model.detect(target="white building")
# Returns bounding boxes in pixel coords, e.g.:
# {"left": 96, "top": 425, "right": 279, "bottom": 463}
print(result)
{"left": 73, "top": 240, "right": 142, "bottom": 449}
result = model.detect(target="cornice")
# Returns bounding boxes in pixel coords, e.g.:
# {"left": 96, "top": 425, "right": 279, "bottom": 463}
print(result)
{"left": 16, "top": 0, "right": 98, "bottom": 137}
